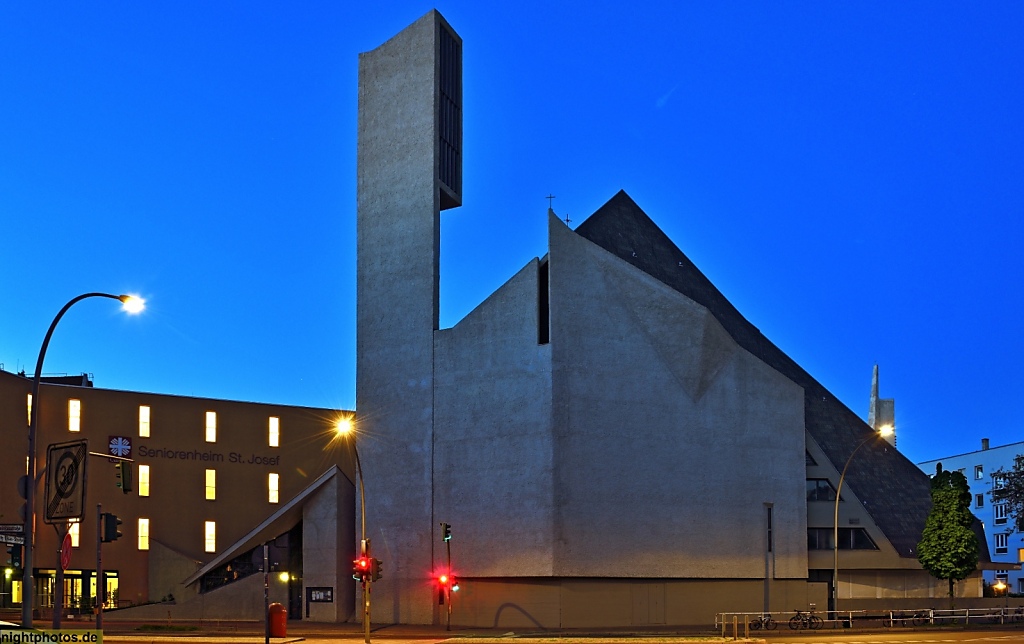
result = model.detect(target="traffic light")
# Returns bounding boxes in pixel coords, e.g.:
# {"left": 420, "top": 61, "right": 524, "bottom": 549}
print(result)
{"left": 441, "top": 522, "right": 451, "bottom": 542}
{"left": 352, "top": 556, "right": 371, "bottom": 581}
{"left": 101, "top": 512, "right": 123, "bottom": 543}
{"left": 437, "top": 573, "right": 448, "bottom": 604}
{"left": 370, "top": 557, "right": 383, "bottom": 581}
{"left": 5, "top": 545, "right": 22, "bottom": 569}
{"left": 116, "top": 461, "right": 133, "bottom": 494}
{"left": 451, "top": 575, "right": 459, "bottom": 592}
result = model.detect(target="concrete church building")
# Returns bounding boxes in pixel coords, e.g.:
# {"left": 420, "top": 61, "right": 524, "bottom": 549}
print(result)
{"left": 355, "top": 10, "right": 987, "bottom": 628}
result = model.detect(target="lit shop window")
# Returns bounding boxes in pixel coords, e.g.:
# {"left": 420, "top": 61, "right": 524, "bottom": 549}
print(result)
{"left": 205, "top": 411, "right": 217, "bottom": 442}
{"left": 139, "top": 405, "right": 151, "bottom": 437}
{"left": 205, "top": 469, "right": 216, "bottom": 501}
{"left": 269, "top": 417, "right": 280, "bottom": 448}
{"left": 138, "top": 518, "right": 150, "bottom": 551}
{"left": 69, "top": 520, "right": 80, "bottom": 547}
{"left": 69, "top": 399, "right": 81, "bottom": 432}
{"left": 204, "top": 521, "right": 216, "bottom": 553}
{"left": 268, "top": 473, "right": 280, "bottom": 504}
{"left": 139, "top": 465, "right": 150, "bottom": 497}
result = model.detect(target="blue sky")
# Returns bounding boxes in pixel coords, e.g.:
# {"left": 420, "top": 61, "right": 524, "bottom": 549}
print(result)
{"left": 1, "top": 3, "right": 1021, "bottom": 465}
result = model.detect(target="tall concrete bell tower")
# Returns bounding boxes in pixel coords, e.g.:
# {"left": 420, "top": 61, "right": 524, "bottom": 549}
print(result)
{"left": 356, "top": 9, "right": 462, "bottom": 624}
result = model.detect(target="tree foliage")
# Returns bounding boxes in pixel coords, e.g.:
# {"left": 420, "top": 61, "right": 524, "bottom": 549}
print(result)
{"left": 916, "top": 466, "right": 979, "bottom": 601}
{"left": 991, "top": 454, "right": 1024, "bottom": 533}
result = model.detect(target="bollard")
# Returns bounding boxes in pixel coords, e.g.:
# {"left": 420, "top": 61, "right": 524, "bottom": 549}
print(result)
{"left": 732, "top": 615, "right": 738, "bottom": 640}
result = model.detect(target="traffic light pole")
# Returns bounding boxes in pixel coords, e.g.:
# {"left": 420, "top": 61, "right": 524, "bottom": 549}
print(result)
{"left": 96, "top": 504, "right": 103, "bottom": 631}
{"left": 445, "top": 536, "right": 451, "bottom": 631}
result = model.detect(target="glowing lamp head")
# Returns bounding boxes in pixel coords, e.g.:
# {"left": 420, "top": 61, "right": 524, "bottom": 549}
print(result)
{"left": 278, "top": 572, "right": 289, "bottom": 582}
{"left": 119, "top": 295, "right": 145, "bottom": 314}
{"left": 335, "top": 417, "right": 354, "bottom": 437}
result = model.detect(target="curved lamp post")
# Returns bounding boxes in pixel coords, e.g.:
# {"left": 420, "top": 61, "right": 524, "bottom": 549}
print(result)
{"left": 831, "top": 424, "right": 893, "bottom": 618}
{"left": 23, "top": 293, "right": 144, "bottom": 627}
{"left": 335, "top": 417, "right": 370, "bottom": 644}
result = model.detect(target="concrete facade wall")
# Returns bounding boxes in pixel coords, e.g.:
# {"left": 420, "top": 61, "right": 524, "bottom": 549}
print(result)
{"left": 547, "top": 214, "right": 808, "bottom": 579}
{"left": 433, "top": 259, "right": 554, "bottom": 576}
{"left": 303, "top": 473, "right": 355, "bottom": 622}
{"left": 356, "top": 10, "right": 460, "bottom": 625}
{"left": 444, "top": 578, "right": 817, "bottom": 628}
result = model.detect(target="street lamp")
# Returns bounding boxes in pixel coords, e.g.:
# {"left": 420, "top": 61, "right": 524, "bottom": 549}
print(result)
{"left": 335, "top": 416, "right": 370, "bottom": 644}
{"left": 831, "top": 423, "right": 893, "bottom": 618}
{"left": 23, "top": 293, "right": 144, "bottom": 627}
{"left": 995, "top": 579, "right": 1008, "bottom": 614}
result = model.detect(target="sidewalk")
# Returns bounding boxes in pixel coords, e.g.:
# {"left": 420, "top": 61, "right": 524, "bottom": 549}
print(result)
{"left": 96, "top": 621, "right": 761, "bottom": 643}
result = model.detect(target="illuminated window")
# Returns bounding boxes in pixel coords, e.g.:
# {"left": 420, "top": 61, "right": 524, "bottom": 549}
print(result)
{"left": 26, "top": 394, "right": 31, "bottom": 426}
{"left": 139, "top": 465, "right": 150, "bottom": 497}
{"left": 269, "top": 473, "right": 280, "bottom": 503}
{"left": 69, "top": 399, "right": 81, "bottom": 432}
{"left": 205, "top": 411, "right": 217, "bottom": 442}
{"left": 995, "top": 533, "right": 1008, "bottom": 554}
{"left": 269, "top": 417, "right": 280, "bottom": 448}
{"left": 1019, "top": 548, "right": 1024, "bottom": 563}
{"left": 69, "top": 520, "right": 80, "bottom": 548}
{"left": 204, "top": 521, "right": 216, "bottom": 553}
{"left": 138, "top": 518, "right": 150, "bottom": 551}
{"left": 205, "top": 469, "right": 216, "bottom": 500}
{"left": 139, "top": 406, "right": 151, "bottom": 437}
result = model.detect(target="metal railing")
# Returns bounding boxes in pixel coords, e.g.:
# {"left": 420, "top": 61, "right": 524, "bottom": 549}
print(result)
{"left": 716, "top": 605, "right": 1024, "bottom": 635}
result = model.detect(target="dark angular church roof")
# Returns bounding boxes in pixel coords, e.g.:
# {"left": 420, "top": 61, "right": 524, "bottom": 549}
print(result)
{"left": 575, "top": 190, "right": 988, "bottom": 562}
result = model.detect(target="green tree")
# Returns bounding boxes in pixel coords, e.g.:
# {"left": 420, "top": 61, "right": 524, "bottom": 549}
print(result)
{"left": 916, "top": 465, "right": 978, "bottom": 605}
{"left": 992, "top": 454, "right": 1024, "bottom": 532}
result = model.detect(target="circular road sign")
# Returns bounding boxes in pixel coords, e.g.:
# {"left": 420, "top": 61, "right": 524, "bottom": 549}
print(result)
{"left": 61, "top": 532, "right": 73, "bottom": 571}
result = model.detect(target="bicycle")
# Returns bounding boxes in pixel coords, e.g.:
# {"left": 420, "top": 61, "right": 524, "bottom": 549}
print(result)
{"left": 886, "top": 610, "right": 927, "bottom": 627}
{"left": 789, "top": 608, "right": 823, "bottom": 630}
{"left": 749, "top": 614, "right": 777, "bottom": 630}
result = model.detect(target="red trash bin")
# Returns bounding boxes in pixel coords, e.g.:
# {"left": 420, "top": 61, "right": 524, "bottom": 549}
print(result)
{"left": 269, "top": 602, "right": 287, "bottom": 637}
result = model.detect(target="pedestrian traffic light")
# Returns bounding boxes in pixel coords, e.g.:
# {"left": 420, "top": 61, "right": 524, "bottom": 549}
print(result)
{"left": 451, "top": 575, "right": 459, "bottom": 592}
{"left": 101, "top": 512, "right": 123, "bottom": 543}
{"left": 441, "top": 522, "right": 451, "bottom": 542}
{"left": 5, "top": 545, "right": 21, "bottom": 569}
{"left": 352, "top": 556, "right": 371, "bottom": 581}
{"left": 370, "top": 558, "right": 383, "bottom": 581}
{"left": 116, "top": 461, "right": 133, "bottom": 494}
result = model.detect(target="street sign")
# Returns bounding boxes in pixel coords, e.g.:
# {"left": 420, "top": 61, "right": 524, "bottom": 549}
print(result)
{"left": 0, "top": 524, "right": 24, "bottom": 534}
{"left": 60, "top": 532, "right": 73, "bottom": 571}
{"left": 0, "top": 534, "right": 25, "bottom": 545}
{"left": 44, "top": 440, "right": 88, "bottom": 523}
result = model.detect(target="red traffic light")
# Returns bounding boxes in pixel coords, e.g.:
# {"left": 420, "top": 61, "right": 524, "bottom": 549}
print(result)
{"left": 438, "top": 574, "right": 449, "bottom": 585}
{"left": 353, "top": 556, "right": 372, "bottom": 579}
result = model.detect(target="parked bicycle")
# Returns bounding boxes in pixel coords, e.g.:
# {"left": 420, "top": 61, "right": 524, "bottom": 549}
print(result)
{"left": 749, "top": 614, "right": 777, "bottom": 630}
{"left": 789, "top": 608, "right": 823, "bottom": 630}
{"left": 885, "top": 610, "right": 927, "bottom": 627}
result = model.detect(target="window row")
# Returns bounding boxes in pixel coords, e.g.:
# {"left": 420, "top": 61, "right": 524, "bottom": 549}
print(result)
{"left": 35, "top": 396, "right": 282, "bottom": 446}
{"left": 807, "top": 527, "right": 878, "bottom": 550}
{"left": 69, "top": 518, "right": 215, "bottom": 553}
{"left": 136, "top": 466, "right": 279, "bottom": 503}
